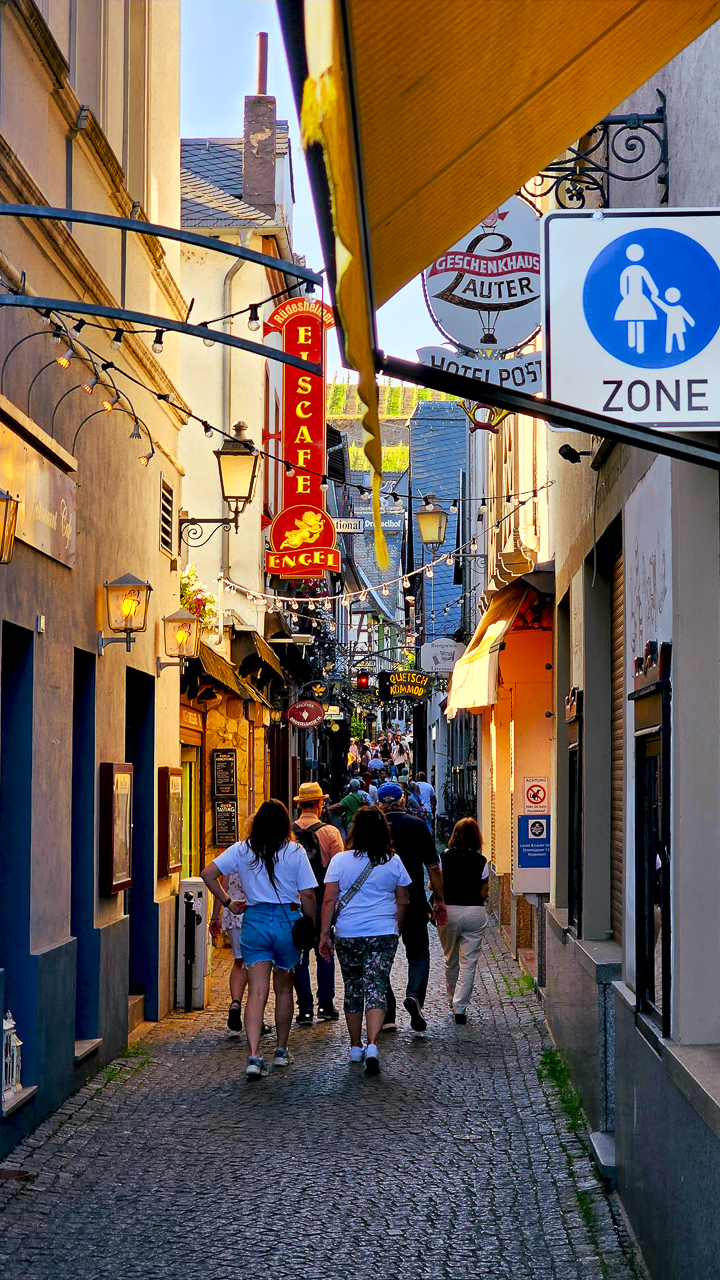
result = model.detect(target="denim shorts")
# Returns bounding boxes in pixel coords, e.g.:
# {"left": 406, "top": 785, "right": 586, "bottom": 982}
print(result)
{"left": 240, "top": 903, "right": 301, "bottom": 970}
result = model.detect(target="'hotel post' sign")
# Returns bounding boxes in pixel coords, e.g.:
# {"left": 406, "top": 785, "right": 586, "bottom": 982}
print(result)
{"left": 264, "top": 299, "right": 339, "bottom": 579}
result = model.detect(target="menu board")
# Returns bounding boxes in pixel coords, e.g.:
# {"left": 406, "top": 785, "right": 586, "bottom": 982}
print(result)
{"left": 99, "top": 763, "right": 134, "bottom": 894}
{"left": 158, "top": 766, "right": 183, "bottom": 877}
{"left": 212, "top": 749, "right": 237, "bottom": 799}
{"left": 214, "top": 799, "right": 239, "bottom": 847}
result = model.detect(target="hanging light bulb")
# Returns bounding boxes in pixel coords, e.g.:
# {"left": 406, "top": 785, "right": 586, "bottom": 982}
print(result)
{"left": 111, "top": 328, "right": 124, "bottom": 350}
{"left": 203, "top": 333, "right": 215, "bottom": 347}
{"left": 51, "top": 326, "right": 64, "bottom": 344}
{"left": 82, "top": 373, "right": 100, "bottom": 394}
{"left": 139, "top": 450, "right": 153, "bottom": 467}
{"left": 393, "top": 493, "right": 404, "bottom": 511}
{"left": 304, "top": 280, "right": 316, "bottom": 295}
{"left": 102, "top": 391, "right": 121, "bottom": 412}
{"left": 55, "top": 347, "right": 74, "bottom": 369}
{"left": 247, "top": 304, "right": 261, "bottom": 332}
{"left": 381, "top": 583, "right": 389, "bottom": 597}
{"left": 480, "top": 497, "right": 487, "bottom": 511}
{"left": 152, "top": 330, "right": 165, "bottom": 354}
{"left": 320, "top": 474, "right": 329, "bottom": 492}
{"left": 402, "top": 575, "right": 410, "bottom": 589}
{"left": 128, "top": 419, "right": 142, "bottom": 440}
{"left": 425, "top": 565, "right": 434, "bottom": 579}
{"left": 290, "top": 600, "right": 298, "bottom": 611}
{"left": 445, "top": 553, "right": 454, "bottom": 567}
{"left": 203, "top": 422, "right": 213, "bottom": 438}
{"left": 284, "top": 460, "right": 295, "bottom": 478}
{"left": 359, "top": 589, "right": 368, "bottom": 603}
{"left": 330, "top": 621, "right": 336, "bottom": 632}
{"left": 471, "top": 538, "right": 478, "bottom": 553}
{"left": 358, "top": 485, "right": 367, "bottom": 498}
{"left": 71, "top": 319, "right": 86, "bottom": 336}
{"left": 449, "top": 497, "right": 458, "bottom": 514}
{"left": 39, "top": 309, "right": 53, "bottom": 327}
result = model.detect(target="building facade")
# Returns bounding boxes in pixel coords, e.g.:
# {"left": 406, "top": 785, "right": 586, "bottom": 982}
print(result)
{"left": 0, "top": 0, "right": 185, "bottom": 1154}
{"left": 544, "top": 24, "right": 720, "bottom": 1276}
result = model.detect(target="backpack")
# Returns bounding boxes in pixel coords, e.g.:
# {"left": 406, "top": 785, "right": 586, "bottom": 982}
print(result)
{"left": 292, "top": 820, "right": 327, "bottom": 885}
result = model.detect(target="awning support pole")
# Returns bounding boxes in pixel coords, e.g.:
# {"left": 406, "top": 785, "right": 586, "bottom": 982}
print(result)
{"left": 375, "top": 351, "right": 720, "bottom": 472}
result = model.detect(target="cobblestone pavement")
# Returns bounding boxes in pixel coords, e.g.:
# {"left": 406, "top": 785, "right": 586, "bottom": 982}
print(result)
{"left": 0, "top": 919, "right": 643, "bottom": 1279}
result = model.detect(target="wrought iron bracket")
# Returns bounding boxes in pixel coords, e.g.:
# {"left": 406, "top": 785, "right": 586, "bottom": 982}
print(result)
{"left": 522, "top": 90, "right": 668, "bottom": 209}
{"left": 98, "top": 630, "right": 135, "bottom": 657}
{"left": 179, "top": 513, "right": 239, "bottom": 547}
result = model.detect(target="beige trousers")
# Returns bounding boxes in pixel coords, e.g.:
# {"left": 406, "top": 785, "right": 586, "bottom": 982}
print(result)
{"left": 439, "top": 904, "right": 487, "bottom": 1015}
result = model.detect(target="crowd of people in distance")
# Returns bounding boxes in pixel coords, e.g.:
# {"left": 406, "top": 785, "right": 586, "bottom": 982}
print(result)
{"left": 202, "top": 739, "right": 487, "bottom": 1080}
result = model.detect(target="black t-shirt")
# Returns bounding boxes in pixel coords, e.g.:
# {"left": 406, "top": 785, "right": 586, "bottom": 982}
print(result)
{"left": 441, "top": 846, "right": 487, "bottom": 907}
{"left": 385, "top": 809, "right": 439, "bottom": 910}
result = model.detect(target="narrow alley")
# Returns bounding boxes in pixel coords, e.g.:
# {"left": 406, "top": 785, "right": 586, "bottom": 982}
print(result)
{"left": 0, "top": 927, "right": 641, "bottom": 1280}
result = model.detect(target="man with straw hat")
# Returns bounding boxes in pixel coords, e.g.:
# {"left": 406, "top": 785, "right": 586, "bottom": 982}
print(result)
{"left": 292, "top": 781, "right": 344, "bottom": 1025}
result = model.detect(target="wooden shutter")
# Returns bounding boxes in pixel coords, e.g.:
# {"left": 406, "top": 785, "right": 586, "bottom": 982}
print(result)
{"left": 610, "top": 550, "right": 624, "bottom": 943}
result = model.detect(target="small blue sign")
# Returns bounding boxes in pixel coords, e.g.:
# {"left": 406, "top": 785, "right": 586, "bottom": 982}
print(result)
{"left": 517, "top": 815, "right": 551, "bottom": 869}
{"left": 582, "top": 228, "right": 720, "bottom": 369}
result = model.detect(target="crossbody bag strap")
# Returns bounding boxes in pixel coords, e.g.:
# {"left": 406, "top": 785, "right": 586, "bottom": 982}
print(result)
{"left": 335, "top": 858, "right": 375, "bottom": 916}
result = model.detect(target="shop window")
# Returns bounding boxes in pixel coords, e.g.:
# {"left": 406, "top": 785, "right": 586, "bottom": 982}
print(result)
{"left": 565, "top": 687, "right": 583, "bottom": 935}
{"left": 181, "top": 745, "right": 201, "bottom": 879}
{"left": 631, "top": 641, "right": 671, "bottom": 1037}
{"left": 160, "top": 476, "right": 174, "bottom": 556}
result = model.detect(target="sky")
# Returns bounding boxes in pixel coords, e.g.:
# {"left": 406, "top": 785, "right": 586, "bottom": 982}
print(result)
{"left": 180, "top": 0, "right": 441, "bottom": 380}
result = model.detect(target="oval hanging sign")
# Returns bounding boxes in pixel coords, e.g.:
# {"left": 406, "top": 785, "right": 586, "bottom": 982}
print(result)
{"left": 286, "top": 699, "right": 325, "bottom": 728}
{"left": 423, "top": 195, "right": 540, "bottom": 354}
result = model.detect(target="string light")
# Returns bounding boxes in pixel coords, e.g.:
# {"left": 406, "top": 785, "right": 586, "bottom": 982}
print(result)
{"left": 284, "top": 460, "right": 295, "bottom": 478}
{"left": 111, "top": 329, "right": 123, "bottom": 350}
{"left": 320, "top": 474, "right": 329, "bottom": 492}
{"left": 402, "top": 575, "right": 410, "bottom": 589}
{"left": 82, "top": 373, "right": 100, "bottom": 393}
{"left": 55, "top": 347, "right": 74, "bottom": 368}
{"left": 71, "top": 319, "right": 86, "bottom": 335}
{"left": 381, "top": 583, "right": 389, "bottom": 597}
{"left": 425, "top": 565, "right": 434, "bottom": 579}
{"left": 128, "top": 419, "right": 142, "bottom": 440}
{"left": 51, "top": 327, "right": 64, "bottom": 344}
{"left": 139, "top": 450, "right": 153, "bottom": 467}
{"left": 449, "top": 498, "right": 458, "bottom": 514}
{"left": 152, "top": 330, "right": 165, "bottom": 354}
{"left": 470, "top": 538, "right": 478, "bottom": 552}
{"left": 102, "top": 391, "right": 121, "bottom": 412}
{"left": 247, "top": 304, "right": 261, "bottom": 332}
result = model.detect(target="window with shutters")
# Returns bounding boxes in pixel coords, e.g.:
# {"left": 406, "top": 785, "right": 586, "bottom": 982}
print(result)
{"left": 160, "top": 476, "right": 174, "bottom": 556}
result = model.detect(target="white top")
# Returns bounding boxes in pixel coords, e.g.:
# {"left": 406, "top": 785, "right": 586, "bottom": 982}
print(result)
{"left": 417, "top": 781, "right": 436, "bottom": 808}
{"left": 325, "top": 850, "right": 412, "bottom": 938}
{"left": 214, "top": 840, "right": 317, "bottom": 906}
{"left": 367, "top": 782, "right": 379, "bottom": 806}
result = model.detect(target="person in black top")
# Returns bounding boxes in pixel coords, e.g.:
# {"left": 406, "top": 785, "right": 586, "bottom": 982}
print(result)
{"left": 438, "top": 817, "right": 489, "bottom": 1024}
{"left": 377, "top": 781, "right": 446, "bottom": 1032}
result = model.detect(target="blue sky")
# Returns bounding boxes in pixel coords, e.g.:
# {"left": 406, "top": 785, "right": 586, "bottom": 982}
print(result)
{"left": 180, "top": 0, "right": 439, "bottom": 378}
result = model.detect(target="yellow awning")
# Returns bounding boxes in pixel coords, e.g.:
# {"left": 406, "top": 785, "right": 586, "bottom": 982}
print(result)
{"left": 446, "top": 583, "right": 527, "bottom": 720}
{"left": 289, "top": 0, "right": 720, "bottom": 549}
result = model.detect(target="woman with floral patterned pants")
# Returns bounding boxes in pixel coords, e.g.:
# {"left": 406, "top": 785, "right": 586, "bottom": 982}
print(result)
{"left": 320, "top": 807, "right": 411, "bottom": 1075}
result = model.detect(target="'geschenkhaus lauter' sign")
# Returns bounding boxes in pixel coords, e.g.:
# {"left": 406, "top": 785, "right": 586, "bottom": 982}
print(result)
{"left": 264, "top": 299, "right": 338, "bottom": 578}
{"left": 543, "top": 210, "right": 720, "bottom": 429}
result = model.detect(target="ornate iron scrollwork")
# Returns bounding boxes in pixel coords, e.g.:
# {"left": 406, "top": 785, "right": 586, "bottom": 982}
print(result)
{"left": 522, "top": 90, "right": 668, "bottom": 209}
{"left": 179, "top": 518, "right": 235, "bottom": 547}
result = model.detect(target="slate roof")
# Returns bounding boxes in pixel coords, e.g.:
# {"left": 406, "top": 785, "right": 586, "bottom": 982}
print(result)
{"left": 409, "top": 401, "right": 467, "bottom": 639}
{"left": 181, "top": 126, "right": 289, "bottom": 228}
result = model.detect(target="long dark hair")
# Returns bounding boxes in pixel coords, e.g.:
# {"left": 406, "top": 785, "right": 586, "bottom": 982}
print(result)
{"left": 247, "top": 799, "right": 292, "bottom": 887}
{"left": 448, "top": 816, "right": 483, "bottom": 854}
{"left": 346, "top": 805, "right": 393, "bottom": 866}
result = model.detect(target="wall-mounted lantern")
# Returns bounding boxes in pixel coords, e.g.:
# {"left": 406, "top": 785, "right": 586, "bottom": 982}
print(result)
{"left": 98, "top": 573, "right": 152, "bottom": 655}
{"left": 157, "top": 608, "right": 202, "bottom": 677}
{"left": 180, "top": 423, "right": 261, "bottom": 545}
{"left": 0, "top": 488, "right": 20, "bottom": 564}
{"left": 416, "top": 493, "right": 449, "bottom": 549}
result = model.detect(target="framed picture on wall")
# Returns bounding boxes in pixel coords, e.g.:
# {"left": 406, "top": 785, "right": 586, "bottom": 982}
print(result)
{"left": 158, "top": 766, "right": 183, "bottom": 878}
{"left": 99, "top": 762, "right": 134, "bottom": 894}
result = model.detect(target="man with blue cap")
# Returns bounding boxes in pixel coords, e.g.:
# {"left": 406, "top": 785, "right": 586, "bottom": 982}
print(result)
{"left": 377, "top": 781, "right": 447, "bottom": 1032}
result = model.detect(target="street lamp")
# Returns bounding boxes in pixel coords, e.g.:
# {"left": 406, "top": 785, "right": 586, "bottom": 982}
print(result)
{"left": 157, "top": 608, "right": 202, "bottom": 677}
{"left": 180, "top": 422, "right": 261, "bottom": 546}
{"left": 0, "top": 488, "right": 20, "bottom": 563}
{"left": 416, "top": 493, "right": 449, "bottom": 548}
{"left": 98, "top": 573, "right": 152, "bottom": 655}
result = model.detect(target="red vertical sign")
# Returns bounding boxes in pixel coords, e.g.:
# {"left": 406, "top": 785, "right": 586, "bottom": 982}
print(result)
{"left": 264, "top": 299, "right": 339, "bottom": 579}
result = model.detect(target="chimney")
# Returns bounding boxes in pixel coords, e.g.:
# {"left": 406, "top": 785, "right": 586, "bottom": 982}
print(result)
{"left": 243, "top": 32, "right": 276, "bottom": 217}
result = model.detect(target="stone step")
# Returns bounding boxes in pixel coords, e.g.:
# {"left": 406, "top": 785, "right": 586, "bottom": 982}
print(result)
{"left": 128, "top": 993, "right": 145, "bottom": 1035}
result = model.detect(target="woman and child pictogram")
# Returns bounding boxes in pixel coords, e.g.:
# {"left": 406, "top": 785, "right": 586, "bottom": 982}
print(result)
{"left": 614, "top": 243, "right": 694, "bottom": 355}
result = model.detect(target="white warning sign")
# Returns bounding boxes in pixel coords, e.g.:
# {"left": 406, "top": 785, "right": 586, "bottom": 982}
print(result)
{"left": 523, "top": 776, "right": 549, "bottom": 814}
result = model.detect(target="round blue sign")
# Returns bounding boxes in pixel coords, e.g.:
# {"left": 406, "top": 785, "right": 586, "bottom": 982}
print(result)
{"left": 582, "top": 227, "right": 720, "bottom": 368}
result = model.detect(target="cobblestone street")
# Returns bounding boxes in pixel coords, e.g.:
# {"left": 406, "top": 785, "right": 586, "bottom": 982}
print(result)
{"left": 0, "top": 921, "right": 642, "bottom": 1279}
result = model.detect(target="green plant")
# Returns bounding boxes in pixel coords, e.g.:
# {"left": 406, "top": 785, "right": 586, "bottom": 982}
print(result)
{"left": 537, "top": 1048, "right": 586, "bottom": 1132}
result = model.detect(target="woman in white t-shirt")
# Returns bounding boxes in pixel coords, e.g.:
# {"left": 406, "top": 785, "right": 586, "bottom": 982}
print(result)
{"left": 202, "top": 800, "right": 317, "bottom": 1081}
{"left": 320, "top": 806, "right": 411, "bottom": 1076}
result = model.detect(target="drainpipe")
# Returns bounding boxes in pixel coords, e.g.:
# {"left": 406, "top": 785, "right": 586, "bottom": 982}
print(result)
{"left": 221, "top": 233, "right": 250, "bottom": 579}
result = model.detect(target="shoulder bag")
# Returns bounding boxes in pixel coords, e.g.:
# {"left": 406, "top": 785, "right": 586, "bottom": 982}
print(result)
{"left": 332, "top": 858, "right": 375, "bottom": 934}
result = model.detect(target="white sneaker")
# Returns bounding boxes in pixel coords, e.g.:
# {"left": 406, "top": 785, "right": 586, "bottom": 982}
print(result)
{"left": 364, "top": 1044, "right": 380, "bottom": 1076}
{"left": 349, "top": 1045, "right": 365, "bottom": 1063}
{"left": 246, "top": 1055, "right": 268, "bottom": 1079}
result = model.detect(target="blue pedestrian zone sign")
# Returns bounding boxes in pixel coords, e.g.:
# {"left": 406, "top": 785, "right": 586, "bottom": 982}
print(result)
{"left": 517, "top": 815, "right": 551, "bottom": 869}
{"left": 543, "top": 211, "right": 720, "bottom": 429}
